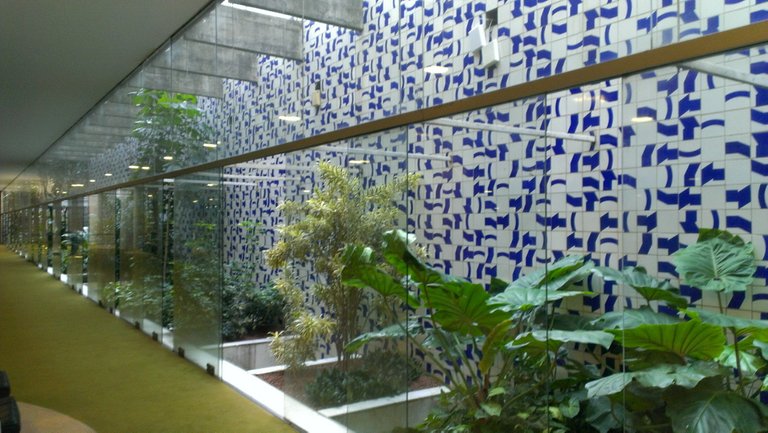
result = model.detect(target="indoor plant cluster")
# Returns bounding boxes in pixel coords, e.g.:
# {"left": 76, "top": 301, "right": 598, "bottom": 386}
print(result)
{"left": 342, "top": 228, "right": 768, "bottom": 433}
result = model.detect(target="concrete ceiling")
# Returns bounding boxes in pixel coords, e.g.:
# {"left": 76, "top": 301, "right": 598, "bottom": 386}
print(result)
{"left": 0, "top": 0, "right": 212, "bottom": 192}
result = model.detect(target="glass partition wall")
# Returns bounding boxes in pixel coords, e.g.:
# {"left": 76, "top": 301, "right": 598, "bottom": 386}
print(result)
{"left": 2, "top": 2, "right": 768, "bottom": 432}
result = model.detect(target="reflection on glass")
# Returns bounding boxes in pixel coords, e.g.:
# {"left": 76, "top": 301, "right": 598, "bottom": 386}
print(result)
{"left": 172, "top": 171, "right": 222, "bottom": 374}
{"left": 87, "top": 192, "right": 117, "bottom": 305}
{"left": 64, "top": 197, "right": 88, "bottom": 291}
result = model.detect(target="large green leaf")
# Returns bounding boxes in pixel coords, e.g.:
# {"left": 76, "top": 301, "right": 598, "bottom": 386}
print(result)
{"left": 425, "top": 280, "right": 509, "bottom": 336}
{"left": 345, "top": 321, "right": 416, "bottom": 353}
{"left": 341, "top": 244, "right": 419, "bottom": 308}
{"left": 506, "top": 330, "right": 614, "bottom": 358}
{"left": 490, "top": 286, "right": 589, "bottom": 312}
{"left": 718, "top": 344, "right": 767, "bottom": 375}
{"left": 478, "top": 319, "right": 514, "bottom": 375}
{"left": 684, "top": 309, "right": 768, "bottom": 337}
{"left": 613, "top": 320, "right": 725, "bottom": 360}
{"left": 665, "top": 378, "right": 768, "bottom": 433}
{"left": 594, "top": 307, "right": 680, "bottom": 330}
{"left": 505, "top": 255, "right": 593, "bottom": 292}
{"left": 673, "top": 229, "right": 756, "bottom": 293}
{"left": 380, "top": 230, "right": 447, "bottom": 286}
{"left": 583, "top": 397, "right": 624, "bottom": 433}
{"left": 520, "top": 330, "right": 614, "bottom": 349}
{"left": 586, "top": 362, "right": 723, "bottom": 398}
{"left": 594, "top": 266, "right": 687, "bottom": 308}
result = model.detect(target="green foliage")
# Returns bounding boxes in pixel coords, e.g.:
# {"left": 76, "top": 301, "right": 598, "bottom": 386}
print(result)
{"left": 130, "top": 89, "right": 215, "bottom": 172}
{"left": 343, "top": 228, "right": 767, "bottom": 433}
{"left": 304, "top": 350, "right": 422, "bottom": 408}
{"left": 222, "top": 220, "right": 286, "bottom": 341}
{"left": 665, "top": 378, "right": 768, "bottom": 433}
{"left": 222, "top": 283, "right": 285, "bottom": 341}
{"left": 266, "top": 162, "right": 419, "bottom": 366}
{"left": 593, "top": 266, "right": 687, "bottom": 308}
{"left": 343, "top": 230, "right": 599, "bottom": 433}
{"left": 673, "top": 228, "right": 756, "bottom": 293}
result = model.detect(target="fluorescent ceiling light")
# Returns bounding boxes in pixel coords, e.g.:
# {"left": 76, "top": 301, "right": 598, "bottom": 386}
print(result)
{"left": 278, "top": 115, "right": 301, "bottom": 122}
{"left": 128, "top": 165, "right": 140, "bottom": 170}
{"left": 147, "top": 194, "right": 153, "bottom": 198}
{"left": 206, "top": 183, "right": 218, "bottom": 187}
{"left": 192, "top": 200, "right": 198, "bottom": 203}
{"left": 631, "top": 116, "right": 654, "bottom": 123}
{"left": 163, "top": 156, "right": 174, "bottom": 161}
{"left": 61, "top": 191, "right": 68, "bottom": 194}
{"left": 89, "top": 179, "right": 96, "bottom": 183}
{"left": 70, "top": 183, "right": 85, "bottom": 188}
{"left": 203, "top": 143, "right": 218, "bottom": 148}
{"left": 348, "top": 159, "right": 369, "bottom": 165}
{"left": 141, "top": 166, "right": 151, "bottom": 170}
{"left": 301, "top": 189, "right": 311, "bottom": 193}
{"left": 221, "top": 0, "right": 296, "bottom": 20}
{"left": 424, "top": 65, "right": 451, "bottom": 75}
{"left": 104, "top": 173, "right": 113, "bottom": 177}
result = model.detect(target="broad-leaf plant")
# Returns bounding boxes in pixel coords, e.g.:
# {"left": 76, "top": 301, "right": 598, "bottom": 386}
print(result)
{"left": 342, "top": 228, "right": 768, "bottom": 433}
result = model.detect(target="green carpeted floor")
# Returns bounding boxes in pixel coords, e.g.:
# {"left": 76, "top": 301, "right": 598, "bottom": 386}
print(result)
{"left": 0, "top": 246, "right": 296, "bottom": 433}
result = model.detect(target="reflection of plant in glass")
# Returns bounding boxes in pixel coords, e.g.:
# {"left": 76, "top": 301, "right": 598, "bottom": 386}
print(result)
{"left": 266, "top": 161, "right": 419, "bottom": 367}
{"left": 61, "top": 228, "right": 89, "bottom": 274}
{"left": 172, "top": 221, "right": 220, "bottom": 336}
{"left": 131, "top": 89, "right": 215, "bottom": 172}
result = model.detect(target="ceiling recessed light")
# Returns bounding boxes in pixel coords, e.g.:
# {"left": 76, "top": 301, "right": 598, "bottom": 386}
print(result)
{"left": 425, "top": 65, "right": 451, "bottom": 75}
{"left": 147, "top": 194, "right": 153, "bottom": 198}
{"left": 128, "top": 165, "right": 140, "bottom": 170}
{"left": 631, "top": 116, "right": 654, "bottom": 123}
{"left": 104, "top": 173, "right": 113, "bottom": 177}
{"left": 163, "top": 156, "right": 173, "bottom": 161}
{"left": 278, "top": 115, "right": 301, "bottom": 122}
{"left": 203, "top": 143, "right": 218, "bottom": 148}
{"left": 348, "top": 159, "right": 369, "bottom": 165}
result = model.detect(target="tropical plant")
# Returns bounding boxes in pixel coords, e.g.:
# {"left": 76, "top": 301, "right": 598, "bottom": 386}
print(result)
{"left": 266, "top": 161, "right": 419, "bottom": 367}
{"left": 130, "top": 89, "right": 215, "bottom": 172}
{"left": 342, "top": 230, "right": 612, "bottom": 433}
{"left": 342, "top": 228, "right": 768, "bottom": 433}
{"left": 585, "top": 228, "right": 768, "bottom": 433}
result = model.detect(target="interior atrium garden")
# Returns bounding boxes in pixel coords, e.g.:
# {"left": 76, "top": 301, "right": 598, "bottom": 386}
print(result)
{"left": 3, "top": 1, "right": 768, "bottom": 432}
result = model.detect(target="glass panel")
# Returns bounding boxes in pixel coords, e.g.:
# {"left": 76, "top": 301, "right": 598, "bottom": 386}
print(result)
{"left": 87, "top": 192, "right": 117, "bottom": 306}
{"left": 251, "top": 127, "right": 413, "bottom": 431}
{"left": 51, "top": 202, "right": 63, "bottom": 278}
{"left": 172, "top": 170, "right": 222, "bottom": 374}
{"left": 64, "top": 197, "right": 88, "bottom": 292}
{"left": 115, "top": 183, "right": 169, "bottom": 341}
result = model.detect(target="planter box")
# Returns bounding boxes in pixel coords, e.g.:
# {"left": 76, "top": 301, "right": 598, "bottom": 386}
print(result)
{"left": 237, "top": 359, "right": 446, "bottom": 433}
{"left": 222, "top": 337, "right": 279, "bottom": 370}
{"left": 223, "top": 335, "right": 339, "bottom": 371}
{"left": 319, "top": 386, "right": 446, "bottom": 433}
